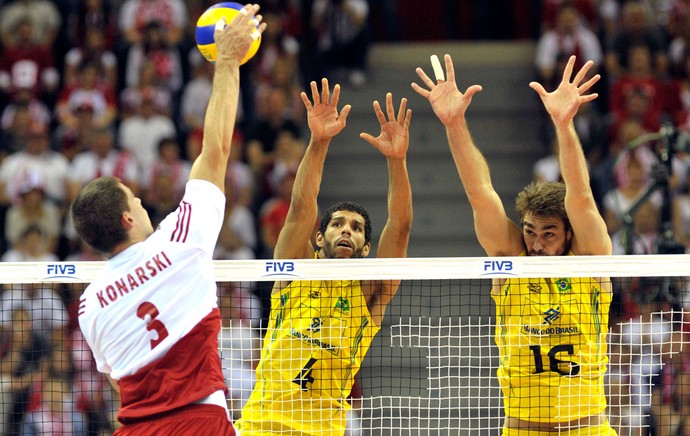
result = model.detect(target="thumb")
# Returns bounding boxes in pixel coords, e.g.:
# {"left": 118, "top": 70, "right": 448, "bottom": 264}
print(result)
{"left": 359, "top": 132, "right": 377, "bottom": 147}
{"left": 529, "top": 82, "right": 546, "bottom": 97}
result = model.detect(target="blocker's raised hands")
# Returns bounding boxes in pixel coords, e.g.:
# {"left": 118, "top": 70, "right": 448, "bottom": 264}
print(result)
{"left": 411, "top": 54, "right": 482, "bottom": 127}
{"left": 301, "top": 78, "right": 351, "bottom": 143}
{"left": 529, "top": 55, "right": 600, "bottom": 127}
{"left": 360, "top": 93, "right": 411, "bottom": 160}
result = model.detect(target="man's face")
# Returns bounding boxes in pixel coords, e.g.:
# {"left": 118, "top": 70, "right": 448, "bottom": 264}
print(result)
{"left": 521, "top": 213, "right": 571, "bottom": 256}
{"left": 120, "top": 183, "right": 154, "bottom": 237}
{"left": 316, "top": 210, "right": 370, "bottom": 259}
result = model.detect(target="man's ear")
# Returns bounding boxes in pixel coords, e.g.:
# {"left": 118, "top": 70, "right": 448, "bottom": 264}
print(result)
{"left": 314, "top": 231, "right": 324, "bottom": 248}
{"left": 362, "top": 242, "right": 371, "bottom": 257}
{"left": 121, "top": 211, "right": 134, "bottom": 230}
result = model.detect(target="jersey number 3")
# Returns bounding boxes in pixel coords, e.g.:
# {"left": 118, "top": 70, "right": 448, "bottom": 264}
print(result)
{"left": 137, "top": 302, "right": 169, "bottom": 349}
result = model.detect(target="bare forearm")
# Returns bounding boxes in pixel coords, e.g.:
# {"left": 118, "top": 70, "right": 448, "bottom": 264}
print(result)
{"left": 289, "top": 137, "right": 329, "bottom": 220}
{"left": 446, "top": 122, "right": 494, "bottom": 202}
{"left": 190, "top": 60, "right": 240, "bottom": 186}
{"left": 203, "top": 61, "right": 240, "bottom": 158}
{"left": 555, "top": 121, "right": 591, "bottom": 197}
{"left": 382, "top": 158, "right": 412, "bottom": 249}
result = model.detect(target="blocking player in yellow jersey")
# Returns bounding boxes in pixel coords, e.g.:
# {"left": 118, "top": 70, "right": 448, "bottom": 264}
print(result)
{"left": 414, "top": 55, "right": 616, "bottom": 434}
{"left": 235, "top": 79, "right": 412, "bottom": 435}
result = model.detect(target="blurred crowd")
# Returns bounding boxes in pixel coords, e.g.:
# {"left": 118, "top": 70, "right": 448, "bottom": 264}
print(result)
{"left": 0, "top": 0, "right": 689, "bottom": 434}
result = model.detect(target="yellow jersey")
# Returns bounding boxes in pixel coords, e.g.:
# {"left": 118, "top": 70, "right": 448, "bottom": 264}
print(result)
{"left": 492, "top": 269, "right": 611, "bottom": 423}
{"left": 236, "top": 279, "right": 379, "bottom": 435}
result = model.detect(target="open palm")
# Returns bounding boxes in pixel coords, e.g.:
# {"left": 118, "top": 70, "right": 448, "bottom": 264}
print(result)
{"left": 301, "top": 78, "right": 351, "bottom": 142}
{"left": 411, "top": 54, "right": 482, "bottom": 126}
{"left": 361, "top": 93, "right": 411, "bottom": 159}
{"left": 529, "top": 56, "right": 600, "bottom": 126}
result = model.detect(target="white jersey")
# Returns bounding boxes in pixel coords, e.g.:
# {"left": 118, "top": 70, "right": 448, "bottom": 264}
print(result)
{"left": 78, "top": 179, "right": 227, "bottom": 421}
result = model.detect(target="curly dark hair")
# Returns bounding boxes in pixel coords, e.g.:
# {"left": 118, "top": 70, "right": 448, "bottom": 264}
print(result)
{"left": 318, "top": 201, "right": 372, "bottom": 244}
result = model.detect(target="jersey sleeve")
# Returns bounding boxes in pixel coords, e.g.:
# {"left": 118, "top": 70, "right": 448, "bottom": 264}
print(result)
{"left": 156, "top": 179, "right": 225, "bottom": 254}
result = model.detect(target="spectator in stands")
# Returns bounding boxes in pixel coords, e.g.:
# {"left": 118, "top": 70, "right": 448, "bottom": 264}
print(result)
{"left": 535, "top": 3, "right": 603, "bottom": 91}
{"left": 311, "top": 0, "right": 371, "bottom": 87}
{"left": 217, "top": 284, "right": 261, "bottom": 418}
{"left": 68, "top": 0, "right": 117, "bottom": 51}
{"left": 256, "top": 56, "right": 305, "bottom": 125}
{"left": 540, "top": 0, "right": 598, "bottom": 31}
{"left": 615, "top": 280, "right": 678, "bottom": 432}
{"left": 0, "top": 284, "right": 67, "bottom": 361}
{"left": 0, "top": 0, "right": 62, "bottom": 49}
{"left": 141, "top": 137, "right": 190, "bottom": 227}
{"left": 258, "top": 169, "right": 295, "bottom": 259}
{"left": 67, "top": 127, "right": 140, "bottom": 203}
{"left": 253, "top": 10, "right": 300, "bottom": 100}
{"left": 118, "top": 89, "right": 177, "bottom": 172}
{"left": 124, "top": 20, "right": 184, "bottom": 95}
{"left": 263, "top": 129, "right": 305, "bottom": 200}
{"left": 225, "top": 131, "right": 255, "bottom": 209}
{"left": 55, "top": 61, "right": 118, "bottom": 133}
{"left": 603, "top": 146, "right": 662, "bottom": 234}
{"left": 4, "top": 179, "right": 61, "bottom": 254}
{"left": 214, "top": 176, "right": 257, "bottom": 261}
{"left": 605, "top": 1, "right": 668, "bottom": 80}
{"left": 652, "top": 360, "right": 690, "bottom": 436}
{"left": 0, "top": 86, "right": 51, "bottom": 141}
{"left": 180, "top": 51, "right": 214, "bottom": 150}
{"left": 63, "top": 26, "right": 118, "bottom": 89}
{"left": 0, "top": 16, "right": 60, "bottom": 106}
{"left": 609, "top": 44, "right": 669, "bottom": 136}
{"left": 0, "top": 103, "right": 34, "bottom": 160}
{"left": 70, "top": 326, "right": 117, "bottom": 435}
{"left": 0, "top": 123, "right": 70, "bottom": 207}
{"left": 20, "top": 373, "right": 87, "bottom": 435}
{"left": 118, "top": 0, "right": 188, "bottom": 47}
{"left": 672, "top": 166, "right": 690, "bottom": 250}
{"left": 533, "top": 138, "right": 561, "bottom": 183}
{"left": 245, "top": 86, "right": 301, "bottom": 206}
{"left": 120, "top": 60, "right": 173, "bottom": 120}
{"left": 0, "top": 308, "right": 50, "bottom": 436}
{"left": 667, "top": 47, "right": 690, "bottom": 128}
{"left": 611, "top": 199, "right": 662, "bottom": 255}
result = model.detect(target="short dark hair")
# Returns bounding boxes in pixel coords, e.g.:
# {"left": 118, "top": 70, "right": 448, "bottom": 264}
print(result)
{"left": 515, "top": 181, "right": 571, "bottom": 230}
{"left": 319, "top": 201, "right": 372, "bottom": 244}
{"left": 71, "top": 177, "right": 130, "bottom": 254}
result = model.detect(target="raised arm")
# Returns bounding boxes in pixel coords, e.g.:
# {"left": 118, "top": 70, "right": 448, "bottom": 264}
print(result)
{"left": 189, "top": 4, "right": 266, "bottom": 190}
{"left": 273, "top": 78, "right": 351, "bottom": 259}
{"left": 360, "top": 93, "right": 413, "bottom": 259}
{"left": 529, "top": 56, "right": 612, "bottom": 255}
{"left": 412, "top": 54, "right": 523, "bottom": 256}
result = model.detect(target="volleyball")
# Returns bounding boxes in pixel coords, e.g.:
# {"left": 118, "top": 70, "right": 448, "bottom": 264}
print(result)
{"left": 195, "top": 2, "right": 261, "bottom": 65}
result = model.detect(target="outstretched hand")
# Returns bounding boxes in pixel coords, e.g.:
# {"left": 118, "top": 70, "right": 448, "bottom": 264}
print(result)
{"left": 411, "top": 54, "right": 482, "bottom": 126}
{"left": 360, "top": 93, "right": 411, "bottom": 160}
{"left": 529, "top": 55, "right": 600, "bottom": 127}
{"left": 214, "top": 3, "right": 266, "bottom": 64}
{"left": 301, "top": 78, "right": 351, "bottom": 143}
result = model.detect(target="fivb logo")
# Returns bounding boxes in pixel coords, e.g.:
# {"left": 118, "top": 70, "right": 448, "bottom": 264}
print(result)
{"left": 481, "top": 259, "right": 517, "bottom": 276}
{"left": 45, "top": 264, "right": 77, "bottom": 279}
{"left": 262, "top": 261, "right": 300, "bottom": 278}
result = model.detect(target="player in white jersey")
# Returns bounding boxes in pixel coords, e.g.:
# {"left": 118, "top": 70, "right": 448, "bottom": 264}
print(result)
{"left": 70, "top": 5, "right": 266, "bottom": 435}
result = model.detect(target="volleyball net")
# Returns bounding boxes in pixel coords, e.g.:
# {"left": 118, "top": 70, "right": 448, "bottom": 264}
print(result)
{"left": 0, "top": 255, "right": 688, "bottom": 435}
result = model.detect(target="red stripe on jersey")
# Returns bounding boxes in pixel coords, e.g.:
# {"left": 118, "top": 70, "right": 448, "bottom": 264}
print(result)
{"left": 116, "top": 308, "right": 226, "bottom": 421}
{"left": 171, "top": 201, "right": 191, "bottom": 242}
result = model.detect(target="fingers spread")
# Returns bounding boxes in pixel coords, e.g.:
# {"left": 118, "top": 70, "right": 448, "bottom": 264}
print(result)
{"left": 411, "top": 82, "right": 430, "bottom": 99}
